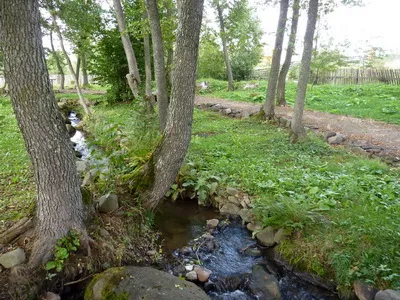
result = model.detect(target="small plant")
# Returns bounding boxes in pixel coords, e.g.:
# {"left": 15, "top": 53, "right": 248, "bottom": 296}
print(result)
{"left": 45, "top": 230, "right": 80, "bottom": 277}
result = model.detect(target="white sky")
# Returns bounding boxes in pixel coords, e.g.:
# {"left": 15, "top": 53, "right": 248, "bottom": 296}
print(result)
{"left": 258, "top": 0, "right": 400, "bottom": 58}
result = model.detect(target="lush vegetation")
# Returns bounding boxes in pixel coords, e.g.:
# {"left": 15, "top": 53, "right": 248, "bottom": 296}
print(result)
{"left": 198, "top": 79, "right": 400, "bottom": 125}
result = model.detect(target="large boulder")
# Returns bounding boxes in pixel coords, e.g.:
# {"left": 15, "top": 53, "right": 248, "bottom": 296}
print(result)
{"left": 353, "top": 280, "right": 378, "bottom": 300}
{"left": 0, "top": 248, "right": 26, "bottom": 268}
{"left": 375, "top": 289, "right": 400, "bottom": 300}
{"left": 249, "top": 265, "right": 281, "bottom": 300}
{"left": 85, "top": 267, "right": 209, "bottom": 300}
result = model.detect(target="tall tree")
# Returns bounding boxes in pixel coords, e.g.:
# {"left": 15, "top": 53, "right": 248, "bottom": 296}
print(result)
{"left": 142, "top": 0, "right": 204, "bottom": 209}
{"left": 113, "top": 0, "right": 141, "bottom": 98}
{"left": 49, "top": 30, "right": 65, "bottom": 89}
{"left": 0, "top": 0, "right": 88, "bottom": 266}
{"left": 276, "top": 0, "right": 300, "bottom": 106}
{"left": 263, "top": 0, "right": 289, "bottom": 119}
{"left": 143, "top": 12, "right": 154, "bottom": 104}
{"left": 290, "top": 0, "right": 319, "bottom": 141}
{"left": 145, "top": 0, "right": 169, "bottom": 131}
{"left": 214, "top": 0, "right": 234, "bottom": 91}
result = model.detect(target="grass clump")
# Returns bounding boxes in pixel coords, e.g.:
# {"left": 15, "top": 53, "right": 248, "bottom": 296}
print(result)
{"left": 187, "top": 108, "right": 400, "bottom": 291}
{"left": 199, "top": 78, "right": 400, "bottom": 125}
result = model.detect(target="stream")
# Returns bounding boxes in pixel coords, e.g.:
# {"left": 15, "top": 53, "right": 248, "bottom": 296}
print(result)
{"left": 69, "top": 111, "right": 339, "bottom": 300}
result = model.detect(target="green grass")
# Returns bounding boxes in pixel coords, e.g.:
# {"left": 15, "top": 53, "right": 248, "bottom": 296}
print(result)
{"left": 0, "top": 97, "right": 35, "bottom": 229}
{"left": 198, "top": 78, "right": 400, "bottom": 125}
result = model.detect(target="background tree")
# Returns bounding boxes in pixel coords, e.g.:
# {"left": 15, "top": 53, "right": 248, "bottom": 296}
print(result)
{"left": 213, "top": 0, "right": 235, "bottom": 90}
{"left": 0, "top": 0, "right": 88, "bottom": 266}
{"left": 290, "top": 0, "right": 319, "bottom": 141}
{"left": 263, "top": 0, "right": 289, "bottom": 120}
{"left": 113, "top": 0, "right": 141, "bottom": 99}
{"left": 276, "top": 0, "right": 300, "bottom": 106}
{"left": 142, "top": 0, "right": 204, "bottom": 209}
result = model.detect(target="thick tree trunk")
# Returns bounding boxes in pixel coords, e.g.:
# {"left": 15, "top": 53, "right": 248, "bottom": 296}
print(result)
{"left": 263, "top": 0, "right": 289, "bottom": 119}
{"left": 113, "top": 0, "right": 141, "bottom": 99}
{"left": 76, "top": 56, "right": 81, "bottom": 85}
{"left": 49, "top": 30, "right": 65, "bottom": 90}
{"left": 81, "top": 52, "right": 89, "bottom": 86}
{"left": 143, "top": 0, "right": 204, "bottom": 209}
{"left": 51, "top": 14, "right": 91, "bottom": 115}
{"left": 291, "top": 0, "right": 319, "bottom": 141}
{"left": 145, "top": 0, "right": 169, "bottom": 131}
{"left": 276, "top": 0, "right": 300, "bottom": 107}
{"left": 216, "top": 1, "right": 234, "bottom": 91}
{"left": 0, "top": 0, "right": 87, "bottom": 266}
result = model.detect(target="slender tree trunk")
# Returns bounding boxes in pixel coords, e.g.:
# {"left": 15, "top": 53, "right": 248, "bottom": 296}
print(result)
{"left": 0, "top": 0, "right": 87, "bottom": 266}
{"left": 49, "top": 30, "right": 65, "bottom": 90}
{"left": 143, "top": 12, "right": 155, "bottom": 106}
{"left": 216, "top": 1, "right": 234, "bottom": 91}
{"left": 81, "top": 52, "right": 89, "bottom": 86}
{"left": 276, "top": 0, "right": 300, "bottom": 106}
{"left": 113, "top": 0, "right": 141, "bottom": 99}
{"left": 166, "top": 5, "right": 174, "bottom": 87}
{"left": 291, "top": 0, "right": 319, "bottom": 141}
{"left": 76, "top": 55, "right": 81, "bottom": 85}
{"left": 142, "top": 0, "right": 204, "bottom": 209}
{"left": 51, "top": 13, "right": 91, "bottom": 115}
{"left": 263, "top": 0, "right": 289, "bottom": 119}
{"left": 145, "top": 0, "right": 169, "bottom": 131}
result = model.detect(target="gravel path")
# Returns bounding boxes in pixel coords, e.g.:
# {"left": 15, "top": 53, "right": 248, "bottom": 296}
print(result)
{"left": 195, "top": 96, "right": 400, "bottom": 162}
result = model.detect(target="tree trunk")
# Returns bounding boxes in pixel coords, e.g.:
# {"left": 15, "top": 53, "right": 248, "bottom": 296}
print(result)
{"left": 143, "top": 12, "right": 155, "bottom": 107}
{"left": 263, "top": 0, "right": 289, "bottom": 119}
{"left": 216, "top": 1, "right": 234, "bottom": 91}
{"left": 113, "top": 0, "right": 141, "bottom": 99}
{"left": 51, "top": 13, "right": 91, "bottom": 115}
{"left": 142, "top": 0, "right": 204, "bottom": 209}
{"left": 49, "top": 30, "right": 65, "bottom": 90}
{"left": 291, "top": 0, "right": 319, "bottom": 141}
{"left": 81, "top": 52, "right": 89, "bottom": 86}
{"left": 166, "top": 5, "right": 174, "bottom": 88}
{"left": 0, "top": 0, "right": 87, "bottom": 266}
{"left": 276, "top": 0, "right": 300, "bottom": 107}
{"left": 145, "top": 0, "right": 169, "bottom": 131}
{"left": 76, "top": 55, "right": 81, "bottom": 84}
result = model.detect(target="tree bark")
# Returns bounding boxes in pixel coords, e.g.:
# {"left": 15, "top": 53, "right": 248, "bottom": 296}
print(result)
{"left": 49, "top": 30, "right": 65, "bottom": 90}
{"left": 0, "top": 0, "right": 87, "bottom": 266}
{"left": 76, "top": 55, "right": 81, "bottom": 85}
{"left": 276, "top": 0, "right": 300, "bottom": 106}
{"left": 291, "top": 0, "right": 319, "bottom": 141}
{"left": 263, "top": 0, "right": 289, "bottom": 119}
{"left": 216, "top": 1, "right": 234, "bottom": 91}
{"left": 166, "top": 5, "right": 174, "bottom": 88}
{"left": 51, "top": 13, "right": 91, "bottom": 115}
{"left": 142, "top": 0, "right": 204, "bottom": 209}
{"left": 81, "top": 52, "right": 89, "bottom": 86}
{"left": 145, "top": 0, "right": 169, "bottom": 131}
{"left": 143, "top": 24, "right": 154, "bottom": 103}
{"left": 113, "top": 0, "right": 141, "bottom": 99}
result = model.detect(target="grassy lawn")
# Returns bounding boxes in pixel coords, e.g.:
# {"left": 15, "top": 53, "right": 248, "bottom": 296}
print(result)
{"left": 198, "top": 78, "right": 400, "bottom": 125}
{"left": 90, "top": 103, "right": 399, "bottom": 292}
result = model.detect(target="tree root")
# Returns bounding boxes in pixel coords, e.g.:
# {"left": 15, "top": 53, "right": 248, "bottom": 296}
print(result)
{"left": 0, "top": 217, "right": 33, "bottom": 246}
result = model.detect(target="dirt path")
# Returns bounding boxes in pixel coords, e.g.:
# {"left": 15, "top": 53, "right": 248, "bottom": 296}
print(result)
{"left": 195, "top": 96, "right": 400, "bottom": 164}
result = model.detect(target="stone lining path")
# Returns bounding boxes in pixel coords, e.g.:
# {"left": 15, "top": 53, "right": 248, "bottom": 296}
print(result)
{"left": 195, "top": 96, "right": 400, "bottom": 165}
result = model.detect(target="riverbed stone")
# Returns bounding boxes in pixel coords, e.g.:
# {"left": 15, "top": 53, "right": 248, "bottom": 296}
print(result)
{"left": 274, "top": 228, "right": 290, "bottom": 244}
{"left": 227, "top": 187, "right": 239, "bottom": 196}
{"left": 353, "top": 280, "right": 378, "bottom": 300}
{"left": 245, "top": 248, "right": 262, "bottom": 257}
{"left": 220, "top": 203, "right": 241, "bottom": 216}
{"left": 66, "top": 124, "right": 76, "bottom": 137}
{"left": 228, "top": 196, "right": 241, "bottom": 206}
{"left": 375, "top": 289, "right": 400, "bottom": 300}
{"left": 249, "top": 264, "right": 281, "bottom": 300}
{"left": 98, "top": 193, "right": 118, "bottom": 213}
{"left": 207, "top": 219, "right": 219, "bottom": 229}
{"left": 85, "top": 267, "right": 208, "bottom": 300}
{"left": 194, "top": 266, "right": 212, "bottom": 282}
{"left": 256, "top": 226, "right": 276, "bottom": 247}
{"left": 238, "top": 209, "right": 253, "bottom": 224}
{"left": 186, "top": 270, "right": 198, "bottom": 281}
{"left": 247, "top": 222, "right": 263, "bottom": 232}
{"left": 0, "top": 248, "right": 26, "bottom": 268}
{"left": 185, "top": 265, "right": 194, "bottom": 271}
{"left": 76, "top": 160, "right": 88, "bottom": 174}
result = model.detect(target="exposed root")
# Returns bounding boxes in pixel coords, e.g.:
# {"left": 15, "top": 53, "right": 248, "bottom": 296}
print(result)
{"left": 0, "top": 217, "right": 33, "bottom": 245}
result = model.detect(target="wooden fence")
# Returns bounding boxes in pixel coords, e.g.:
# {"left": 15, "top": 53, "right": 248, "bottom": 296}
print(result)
{"left": 250, "top": 68, "right": 400, "bottom": 85}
